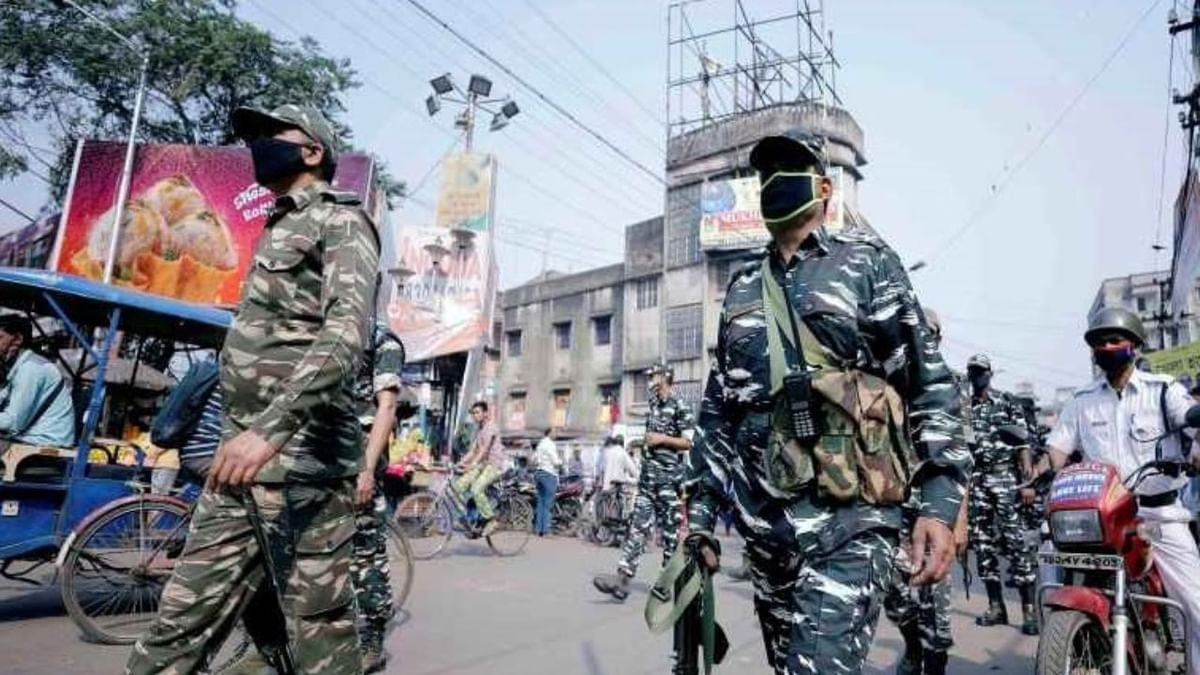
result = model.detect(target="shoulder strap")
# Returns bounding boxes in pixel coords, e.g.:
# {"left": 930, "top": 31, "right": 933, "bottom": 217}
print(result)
{"left": 12, "top": 376, "right": 66, "bottom": 441}
{"left": 760, "top": 258, "right": 830, "bottom": 394}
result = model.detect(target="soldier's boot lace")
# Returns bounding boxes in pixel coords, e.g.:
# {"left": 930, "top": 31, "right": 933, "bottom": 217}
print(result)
{"left": 975, "top": 580, "right": 1009, "bottom": 626}
{"left": 895, "top": 622, "right": 924, "bottom": 675}
{"left": 361, "top": 635, "right": 387, "bottom": 674}
{"left": 592, "top": 571, "right": 632, "bottom": 601}
{"left": 1018, "top": 583, "right": 1040, "bottom": 636}
{"left": 922, "top": 650, "right": 948, "bottom": 675}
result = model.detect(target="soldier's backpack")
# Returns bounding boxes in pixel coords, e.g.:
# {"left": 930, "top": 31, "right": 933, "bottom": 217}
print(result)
{"left": 151, "top": 359, "right": 221, "bottom": 449}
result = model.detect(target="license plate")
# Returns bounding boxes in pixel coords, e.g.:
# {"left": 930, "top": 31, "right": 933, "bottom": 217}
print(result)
{"left": 1039, "top": 552, "right": 1123, "bottom": 570}
{"left": 1, "top": 500, "right": 17, "bottom": 516}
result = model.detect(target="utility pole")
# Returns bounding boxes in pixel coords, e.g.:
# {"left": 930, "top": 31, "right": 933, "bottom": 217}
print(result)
{"left": 59, "top": 0, "right": 150, "bottom": 285}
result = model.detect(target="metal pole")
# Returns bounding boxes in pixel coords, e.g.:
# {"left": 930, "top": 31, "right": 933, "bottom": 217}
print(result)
{"left": 101, "top": 52, "right": 150, "bottom": 285}
{"left": 464, "top": 92, "right": 476, "bottom": 153}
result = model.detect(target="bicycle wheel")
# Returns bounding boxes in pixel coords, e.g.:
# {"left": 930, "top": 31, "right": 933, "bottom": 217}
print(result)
{"left": 61, "top": 498, "right": 192, "bottom": 644}
{"left": 395, "top": 491, "right": 453, "bottom": 560}
{"left": 486, "top": 494, "right": 533, "bottom": 557}
{"left": 384, "top": 518, "right": 415, "bottom": 610}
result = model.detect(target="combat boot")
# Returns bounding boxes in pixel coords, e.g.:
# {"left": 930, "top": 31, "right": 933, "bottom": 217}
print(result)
{"left": 1019, "top": 583, "right": 1040, "bottom": 636}
{"left": 922, "top": 651, "right": 948, "bottom": 675}
{"left": 593, "top": 571, "right": 632, "bottom": 601}
{"left": 975, "top": 580, "right": 1009, "bottom": 626}
{"left": 361, "top": 636, "right": 387, "bottom": 674}
{"left": 896, "top": 622, "right": 924, "bottom": 675}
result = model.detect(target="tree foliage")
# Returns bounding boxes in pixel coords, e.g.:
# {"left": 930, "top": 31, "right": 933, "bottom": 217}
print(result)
{"left": 0, "top": 0, "right": 404, "bottom": 205}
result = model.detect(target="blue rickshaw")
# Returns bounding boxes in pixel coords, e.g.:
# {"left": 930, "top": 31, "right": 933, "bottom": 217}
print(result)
{"left": 0, "top": 267, "right": 230, "bottom": 644}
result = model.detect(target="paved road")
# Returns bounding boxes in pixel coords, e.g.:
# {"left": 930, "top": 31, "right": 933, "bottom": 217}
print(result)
{"left": 0, "top": 534, "right": 1036, "bottom": 674}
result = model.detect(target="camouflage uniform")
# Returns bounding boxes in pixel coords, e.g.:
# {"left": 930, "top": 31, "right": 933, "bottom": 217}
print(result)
{"left": 350, "top": 325, "right": 405, "bottom": 651}
{"left": 968, "top": 391, "right": 1035, "bottom": 588}
{"left": 616, "top": 390, "right": 694, "bottom": 577}
{"left": 687, "top": 224, "right": 970, "bottom": 675}
{"left": 127, "top": 105, "right": 380, "bottom": 675}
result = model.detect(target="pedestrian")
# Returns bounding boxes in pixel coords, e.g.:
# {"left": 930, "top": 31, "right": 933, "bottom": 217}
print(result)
{"left": 882, "top": 309, "right": 970, "bottom": 675}
{"left": 965, "top": 354, "right": 1039, "bottom": 635}
{"left": 683, "top": 132, "right": 970, "bottom": 675}
{"left": 593, "top": 364, "right": 693, "bottom": 601}
{"left": 452, "top": 401, "right": 505, "bottom": 536}
{"left": 533, "top": 427, "right": 562, "bottom": 536}
{"left": 126, "top": 103, "right": 380, "bottom": 675}
{"left": 350, "top": 323, "right": 406, "bottom": 673}
{"left": 1044, "top": 307, "right": 1200, "bottom": 673}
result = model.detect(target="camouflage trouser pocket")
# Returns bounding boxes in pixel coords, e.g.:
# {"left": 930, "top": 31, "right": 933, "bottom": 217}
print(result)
{"left": 811, "top": 404, "right": 861, "bottom": 502}
{"left": 291, "top": 507, "right": 356, "bottom": 620}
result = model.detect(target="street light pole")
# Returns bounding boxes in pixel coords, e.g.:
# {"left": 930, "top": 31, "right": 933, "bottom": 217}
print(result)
{"left": 58, "top": 0, "right": 150, "bottom": 285}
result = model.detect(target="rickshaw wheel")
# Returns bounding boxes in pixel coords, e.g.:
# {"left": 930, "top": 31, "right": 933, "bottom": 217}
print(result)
{"left": 61, "top": 497, "right": 192, "bottom": 644}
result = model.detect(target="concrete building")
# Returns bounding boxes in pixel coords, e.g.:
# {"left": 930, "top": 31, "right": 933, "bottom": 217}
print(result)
{"left": 495, "top": 102, "right": 866, "bottom": 439}
{"left": 1090, "top": 270, "right": 1200, "bottom": 351}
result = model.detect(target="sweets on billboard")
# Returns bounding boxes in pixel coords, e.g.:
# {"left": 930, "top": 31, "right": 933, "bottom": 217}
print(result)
{"left": 53, "top": 140, "right": 373, "bottom": 305}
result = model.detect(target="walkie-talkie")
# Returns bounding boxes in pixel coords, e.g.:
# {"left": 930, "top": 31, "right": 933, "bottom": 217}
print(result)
{"left": 782, "top": 370, "right": 821, "bottom": 442}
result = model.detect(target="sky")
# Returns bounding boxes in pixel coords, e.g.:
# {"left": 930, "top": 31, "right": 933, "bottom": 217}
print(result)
{"left": 0, "top": 0, "right": 1191, "bottom": 399}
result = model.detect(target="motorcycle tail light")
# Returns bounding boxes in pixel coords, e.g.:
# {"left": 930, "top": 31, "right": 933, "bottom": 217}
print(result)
{"left": 1050, "top": 509, "right": 1104, "bottom": 545}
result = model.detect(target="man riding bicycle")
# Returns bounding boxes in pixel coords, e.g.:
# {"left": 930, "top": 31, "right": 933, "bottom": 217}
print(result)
{"left": 453, "top": 401, "right": 505, "bottom": 537}
{"left": 1044, "top": 307, "right": 1200, "bottom": 674}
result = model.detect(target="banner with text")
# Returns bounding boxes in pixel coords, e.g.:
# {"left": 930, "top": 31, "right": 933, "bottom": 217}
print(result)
{"left": 390, "top": 152, "right": 498, "bottom": 362}
{"left": 52, "top": 140, "right": 372, "bottom": 305}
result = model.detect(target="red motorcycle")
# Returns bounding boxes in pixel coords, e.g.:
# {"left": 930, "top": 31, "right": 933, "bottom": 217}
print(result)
{"left": 1036, "top": 458, "right": 1195, "bottom": 675}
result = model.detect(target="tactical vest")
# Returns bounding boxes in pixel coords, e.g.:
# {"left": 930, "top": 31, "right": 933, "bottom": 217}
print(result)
{"left": 759, "top": 257, "right": 917, "bottom": 505}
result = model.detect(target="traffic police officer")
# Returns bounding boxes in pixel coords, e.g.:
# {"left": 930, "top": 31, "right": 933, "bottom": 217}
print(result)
{"left": 593, "top": 363, "right": 694, "bottom": 601}
{"left": 127, "top": 104, "right": 379, "bottom": 675}
{"left": 684, "top": 132, "right": 971, "bottom": 675}
{"left": 965, "top": 354, "right": 1039, "bottom": 635}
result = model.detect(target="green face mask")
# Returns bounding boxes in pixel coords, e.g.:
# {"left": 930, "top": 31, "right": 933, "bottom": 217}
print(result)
{"left": 760, "top": 171, "right": 825, "bottom": 233}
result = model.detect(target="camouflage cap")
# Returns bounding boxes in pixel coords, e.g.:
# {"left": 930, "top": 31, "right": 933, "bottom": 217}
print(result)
{"left": 748, "top": 130, "right": 828, "bottom": 174}
{"left": 966, "top": 354, "right": 992, "bottom": 371}
{"left": 231, "top": 104, "right": 338, "bottom": 163}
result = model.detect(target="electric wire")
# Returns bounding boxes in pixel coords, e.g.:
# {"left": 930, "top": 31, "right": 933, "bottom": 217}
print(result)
{"left": 912, "top": 0, "right": 1167, "bottom": 269}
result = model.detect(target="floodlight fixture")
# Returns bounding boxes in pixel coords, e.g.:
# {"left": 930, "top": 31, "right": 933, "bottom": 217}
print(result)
{"left": 430, "top": 73, "right": 454, "bottom": 95}
{"left": 500, "top": 100, "right": 520, "bottom": 119}
{"left": 425, "top": 95, "right": 440, "bottom": 117}
{"left": 489, "top": 113, "right": 509, "bottom": 132}
{"left": 468, "top": 74, "right": 493, "bottom": 97}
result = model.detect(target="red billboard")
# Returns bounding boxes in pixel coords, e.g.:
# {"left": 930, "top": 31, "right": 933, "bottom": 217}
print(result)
{"left": 52, "top": 140, "right": 373, "bottom": 305}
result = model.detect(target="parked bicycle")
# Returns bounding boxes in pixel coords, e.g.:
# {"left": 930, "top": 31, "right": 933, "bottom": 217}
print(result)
{"left": 394, "top": 465, "right": 533, "bottom": 559}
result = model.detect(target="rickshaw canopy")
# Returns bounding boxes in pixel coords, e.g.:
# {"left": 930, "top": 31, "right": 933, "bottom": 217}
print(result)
{"left": 0, "top": 268, "right": 231, "bottom": 348}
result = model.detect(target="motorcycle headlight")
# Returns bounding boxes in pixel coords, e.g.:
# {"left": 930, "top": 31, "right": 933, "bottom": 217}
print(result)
{"left": 1050, "top": 509, "right": 1104, "bottom": 545}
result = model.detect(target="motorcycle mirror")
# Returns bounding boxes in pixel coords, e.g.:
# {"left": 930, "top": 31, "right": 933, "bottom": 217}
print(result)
{"left": 1186, "top": 404, "right": 1200, "bottom": 429}
{"left": 996, "top": 424, "right": 1031, "bottom": 447}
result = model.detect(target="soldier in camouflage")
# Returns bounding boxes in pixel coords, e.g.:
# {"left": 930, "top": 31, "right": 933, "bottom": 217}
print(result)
{"left": 351, "top": 323, "right": 406, "bottom": 673}
{"left": 684, "top": 132, "right": 971, "bottom": 675}
{"left": 965, "top": 354, "right": 1039, "bottom": 636}
{"left": 593, "top": 363, "right": 694, "bottom": 601}
{"left": 126, "top": 104, "right": 379, "bottom": 675}
{"left": 882, "top": 309, "right": 970, "bottom": 675}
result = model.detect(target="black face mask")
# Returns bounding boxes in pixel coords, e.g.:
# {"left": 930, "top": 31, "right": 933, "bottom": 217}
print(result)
{"left": 249, "top": 137, "right": 312, "bottom": 187}
{"left": 1092, "top": 344, "right": 1136, "bottom": 374}
{"left": 760, "top": 172, "right": 824, "bottom": 233}
{"left": 968, "top": 371, "right": 991, "bottom": 395}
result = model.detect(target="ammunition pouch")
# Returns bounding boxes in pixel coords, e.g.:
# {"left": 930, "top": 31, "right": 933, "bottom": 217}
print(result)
{"left": 765, "top": 367, "right": 916, "bottom": 505}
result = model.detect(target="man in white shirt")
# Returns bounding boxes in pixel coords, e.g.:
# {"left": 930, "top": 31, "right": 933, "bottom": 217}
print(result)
{"left": 533, "top": 428, "right": 562, "bottom": 536}
{"left": 1046, "top": 307, "right": 1200, "bottom": 673}
{"left": 603, "top": 437, "right": 639, "bottom": 491}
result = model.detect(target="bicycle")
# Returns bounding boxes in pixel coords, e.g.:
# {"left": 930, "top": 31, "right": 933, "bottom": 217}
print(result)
{"left": 394, "top": 465, "right": 533, "bottom": 559}
{"left": 58, "top": 478, "right": 414, "bottom": 668}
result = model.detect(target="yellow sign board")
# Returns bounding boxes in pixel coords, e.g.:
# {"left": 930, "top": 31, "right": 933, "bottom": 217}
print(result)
{"left": 1144, "top": 341, "right": 1200, "bottom": 380}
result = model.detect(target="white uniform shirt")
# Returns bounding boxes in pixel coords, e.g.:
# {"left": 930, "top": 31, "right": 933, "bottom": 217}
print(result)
{"left": 1047, "top": 369, "right": 1193, "bottom": 501}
